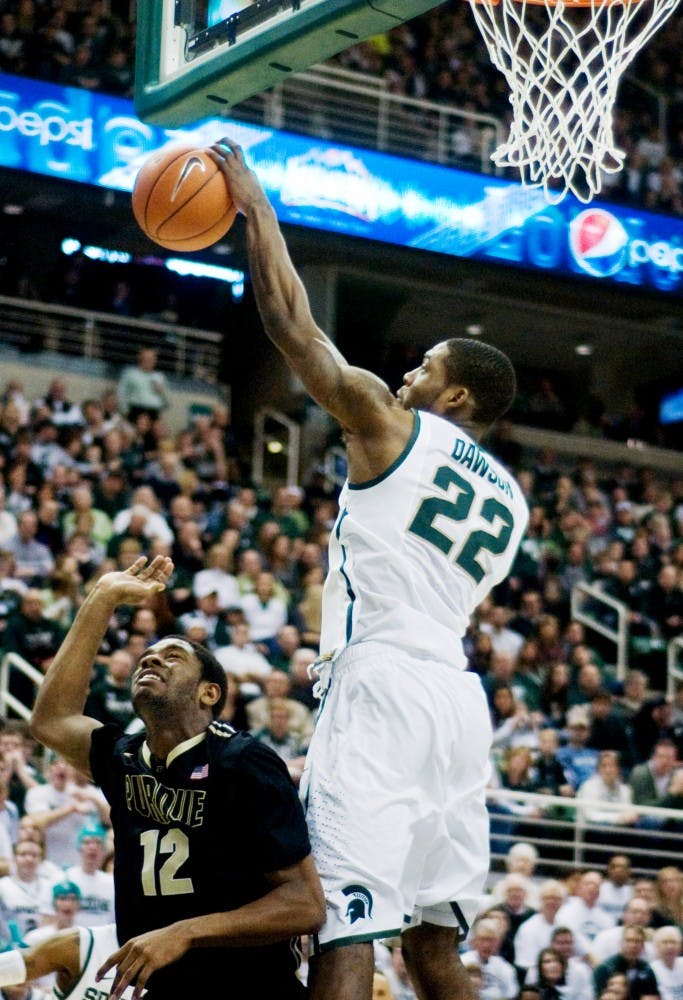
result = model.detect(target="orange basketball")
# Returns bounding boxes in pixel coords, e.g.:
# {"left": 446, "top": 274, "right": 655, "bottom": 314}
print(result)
{"left": 132, "top": 144, "right": 236, "bottom": 252}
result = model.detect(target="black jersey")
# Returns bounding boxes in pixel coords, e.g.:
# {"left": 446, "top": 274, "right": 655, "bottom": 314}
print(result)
{"left": 90, "top": 720, "right": 310, "bottom": 998}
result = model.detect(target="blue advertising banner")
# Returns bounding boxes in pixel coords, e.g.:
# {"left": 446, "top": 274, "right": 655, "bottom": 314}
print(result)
{"left": 1, "top": 72, "right": 682, "bottom": 294}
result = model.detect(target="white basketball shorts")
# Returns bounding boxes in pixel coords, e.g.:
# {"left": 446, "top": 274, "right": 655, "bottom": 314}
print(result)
{"left": 299, "top": 641, "right": 493, "bottom": 953}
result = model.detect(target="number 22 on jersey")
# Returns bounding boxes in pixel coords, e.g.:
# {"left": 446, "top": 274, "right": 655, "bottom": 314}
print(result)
{"left": 408, "top": 465, "right": 515, "bottom": 583}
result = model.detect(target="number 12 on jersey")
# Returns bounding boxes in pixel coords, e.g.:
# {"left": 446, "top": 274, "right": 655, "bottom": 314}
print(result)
{"left": 408, "top": 465, "right": 515, "bottom": 583}
{"left": 140, "top": 828, "right": 194, "bottom": 896}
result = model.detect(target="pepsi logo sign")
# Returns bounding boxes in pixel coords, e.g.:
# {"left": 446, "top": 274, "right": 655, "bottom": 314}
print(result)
{"left": 569, "top": 209, "right": 629, "bottom": 277}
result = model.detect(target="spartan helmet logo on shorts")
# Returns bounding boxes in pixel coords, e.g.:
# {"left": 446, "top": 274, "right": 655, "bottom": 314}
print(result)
{"left": 342, "top": 884, "right": 374, "bottom": 924}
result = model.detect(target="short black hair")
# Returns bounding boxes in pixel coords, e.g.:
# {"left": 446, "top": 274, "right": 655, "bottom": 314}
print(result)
{"left": 167, "top": 636, "right": 227, "bottom": 718}
{"left": 443, "top": 338, "right": 517, "bottom": 426}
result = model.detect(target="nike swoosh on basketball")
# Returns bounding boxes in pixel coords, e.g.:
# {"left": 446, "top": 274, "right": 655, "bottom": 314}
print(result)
{"left": 171, "top": 156, "right": 206, "bottom": 202}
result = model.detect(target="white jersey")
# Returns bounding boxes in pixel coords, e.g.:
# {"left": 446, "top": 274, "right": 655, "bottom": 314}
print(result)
{"left": 53, "top": 924, "right": 127, "bottom": 1000}
{"left": 320, "top": 411, "right": 529, "bottom": 666}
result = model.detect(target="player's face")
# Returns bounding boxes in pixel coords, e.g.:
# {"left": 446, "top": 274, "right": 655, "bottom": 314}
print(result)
{"left": 397, "top": 342, "right": 454, "bottom": 413}
{"left": 132, "top": 638, "right": 203, "bottom": 716}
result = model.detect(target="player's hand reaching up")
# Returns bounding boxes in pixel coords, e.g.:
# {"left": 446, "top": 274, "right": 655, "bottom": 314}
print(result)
{"left": 94, "top": 555, "right": 174, "bottom": 607}
{"left": 208, "top": 138, "right": 267, "bottom": 216}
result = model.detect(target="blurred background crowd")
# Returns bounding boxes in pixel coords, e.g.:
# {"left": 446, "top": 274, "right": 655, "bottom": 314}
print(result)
{"left": 0, "top": 0, "right": 681, "bottom": 214}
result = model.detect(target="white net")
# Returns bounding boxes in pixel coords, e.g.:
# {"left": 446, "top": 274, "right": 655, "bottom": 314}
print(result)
{"left": 467, "top": 0, "right": 681, "bottom": 203}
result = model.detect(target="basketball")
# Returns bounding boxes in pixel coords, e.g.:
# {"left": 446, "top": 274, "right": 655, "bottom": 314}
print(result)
{"left": 132, "top": 144, "right": 236, "bottom": 252}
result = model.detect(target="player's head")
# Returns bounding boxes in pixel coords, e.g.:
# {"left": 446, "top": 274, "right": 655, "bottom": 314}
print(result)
{"left": 132, "top": 636, "right": 227, "bottom": 721}
{"left": 397, "top": 338, "right": 516, "bottom": 430}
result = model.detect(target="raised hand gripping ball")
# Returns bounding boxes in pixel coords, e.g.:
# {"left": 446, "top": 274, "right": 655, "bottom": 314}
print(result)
{"left": 132, "top": 145, "right": 236, "bottom": 252}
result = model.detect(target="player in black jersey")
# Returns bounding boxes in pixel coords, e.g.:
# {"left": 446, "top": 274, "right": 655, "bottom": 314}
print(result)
{"left": 30, "top": 555, "right": 325, "bottom": 1000}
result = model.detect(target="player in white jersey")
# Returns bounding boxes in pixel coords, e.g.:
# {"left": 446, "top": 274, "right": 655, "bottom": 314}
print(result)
{"left": 0, "top": 923, "right": 125, "bottom": 1000}
{"left": 211, "top": 139, "right": 530, "bottom": 1000}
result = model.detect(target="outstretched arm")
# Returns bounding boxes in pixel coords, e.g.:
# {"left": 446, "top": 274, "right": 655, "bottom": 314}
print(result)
{"left": 30, "top": 556, "right": 173, "bottom": 777}
{"left": 0, "top": 929, "right": 80, "bottom": 991}
{"left": 209, "top": 141, "right": 401, "bottom": 437}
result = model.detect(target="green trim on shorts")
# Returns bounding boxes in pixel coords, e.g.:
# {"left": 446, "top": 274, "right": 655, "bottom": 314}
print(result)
{"left": 316, "top": 928, "right": 403, "bottom": 953}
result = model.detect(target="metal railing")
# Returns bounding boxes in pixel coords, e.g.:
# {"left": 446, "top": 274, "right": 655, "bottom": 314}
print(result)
{"left": 229, "top": 63, "right": 504, "bottom": 176}
{"left": 0, "top": 295, "right": 223, "bottom": 382}
{"left": 667, "top": 635, "right": 683, "bottom": 699}
{"left": 488, "top": 787, "right": 683, "bottom": 877}
{"left": 570, "top": 582, "right": 630, "bottom": 682}
{"left": 0, "top": 652, "right": 44, "bottom": 722}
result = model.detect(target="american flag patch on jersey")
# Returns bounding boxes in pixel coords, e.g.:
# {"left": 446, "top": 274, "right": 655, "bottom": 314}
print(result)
{"left": 190, "top": 763, "right": 209, "bottom": 780}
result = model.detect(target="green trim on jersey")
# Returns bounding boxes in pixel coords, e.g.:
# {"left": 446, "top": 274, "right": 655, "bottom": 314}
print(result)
{"left": 348, "top": 411, "right": 421, "bottom": 491}
{"left": 54, "top": 928, "right": 94, "bottom": 1000}
{"left": 316, "top": 927, "right": 403, "bottom": 953}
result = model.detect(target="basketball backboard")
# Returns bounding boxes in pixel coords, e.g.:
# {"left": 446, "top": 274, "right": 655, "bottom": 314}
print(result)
{"left": 135, "top": 0, "right": 441, "bottom": 127}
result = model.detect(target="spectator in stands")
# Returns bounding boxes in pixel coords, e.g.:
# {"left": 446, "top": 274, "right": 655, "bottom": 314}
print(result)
{"left": 598, "top": 856, "right": 634, "bottom": 925}
{"left": 497, "top": 873, "right": 536, "bottom": 948}
{"left": 214, "top": 621, "right": 272, "bottom": 682}
{"left": 490, "top": 684, "right": 540, "bottom": 752}
{"left": 116, "top": 347, "right": 168, "bottom": 422}
{"left": 514, "top": 880, "right": 570, "bottom": 980}
{"left": 246, "top": 669, "right": 314, "bottom": 744}
{"left": 179, "top": 585, "right": 228, "bottom": 649}
{"left": 83, "top": 648, "right": 134, "bottom": 729}
{"left": 632, "top": 700, "right": 680, "bottom": 764}
{"left": 556, "top": 871, "right": 613, "bottom": 943}
{"left": 251, "top": 698, "right": 308, "bottom": 785}
{"left": 590, "top": 897, "right": 656, "bottom": 967}
{"left": 651, "top": 869, "right": 683, "bottom": 930}
{"left": 24, "top": 758, "right": 109, "bottom": 869}
{"left": 588, "top": 690, "right": 636, "bottom": 769}
{"left": 489, "top": 842, "right": 542, "bottom": 909}
{"left": 0, "top": 838, "right": 53, "bottom": 937}
{"left": 630, "top": 738, "right": 680, "bottom": 818}
{"left": 0, "top": 722, "right": 39, "bottom": 817}
{"left": 651, "top": 926, "right": 683, "bottom": 1000}
{"left": 287, "top": 646, "right": 319, "bottom": 712}
{"left": 556, "top": 707, "right": 600, "bottom": 789}
{"left": 646, "top": 566, "right": 683, "bottom": 642}
{"left": 534, "top": 727, "right": 574, "bottom": 799}
{"left": 577, "top": 750, "right": 638, "bottom": 828}
{"left": 525, "top": 926, "right": 594, "bottom": 998}
{"left": 239, "top": 570, "right": 289, "bottom": 644}
{"left": 110, "top": 485, "right": 174, "bottom": 546}
{"left": 35, "top": 379, "right": 83, "bottom": 428}
{"left": 6, "top": 510, "right": 54, "bottom": 585}
{"left": 192, "top": 542, "right": 240, "bottom": 611}
{"left": 510, "top": 590, "right": 545, "bottom": 639}
{"left": 593, "top": 927, "right": 660, "bottom": 1000}
{"left": 481, "top": 605, "right": 526, "bottom": 659}
{"left": 259, "top": 623, "right": 300, "bottom": 672}
{"left": 539, "top": 662, "right": 571, "bottom": 730}
{"left": 461, "top": 917, "right": 519, "bottom": 1000}
{"left": 59, "top": 824, "right": 114, "bottom": 927}
{"left": 61, "top": 482, "right": 113, "bottom": 549}
{"left": 616, "top": 671, "right": 652, "bottom": 720}
{"left": 2, "top": 588, "right": 66, "bottom": 708}
{"left": 569, "top": 661, "right": 608, "bottom": 708}
{"left": 0, "top": 490, "right": 18, "bottom": 551}
{"left": 535, "top": 947, "right": 569, "bottom": 1000}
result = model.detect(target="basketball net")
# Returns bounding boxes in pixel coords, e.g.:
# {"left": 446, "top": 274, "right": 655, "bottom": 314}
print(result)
{"left": 467, "top": 0, "right": 680, "bottom": 203}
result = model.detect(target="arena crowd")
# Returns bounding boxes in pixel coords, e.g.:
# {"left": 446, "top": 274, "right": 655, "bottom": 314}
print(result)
{"left": 0, "top": 0, "right": 681, "bottom": 214}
